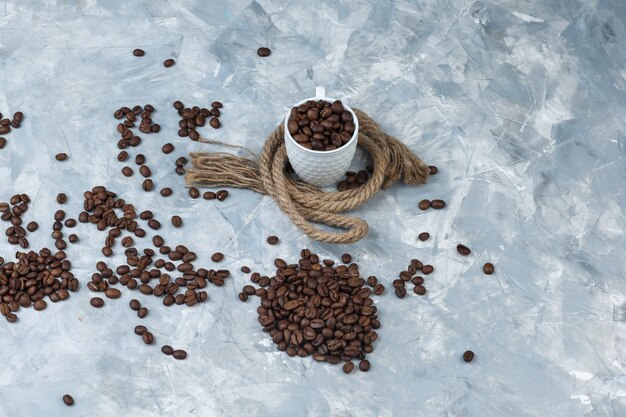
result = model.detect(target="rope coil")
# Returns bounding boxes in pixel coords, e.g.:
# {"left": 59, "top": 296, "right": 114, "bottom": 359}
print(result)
{"left": 186, "top": 109, "right": 430, "bottom": 244}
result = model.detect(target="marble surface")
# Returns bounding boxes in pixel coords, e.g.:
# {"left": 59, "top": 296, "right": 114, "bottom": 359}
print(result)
{"left": 1, "top": 0, "right": 625, "bottom": 416}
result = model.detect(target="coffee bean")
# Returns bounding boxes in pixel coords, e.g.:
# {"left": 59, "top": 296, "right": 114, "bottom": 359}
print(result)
{"left": 203, "top": 191, "right": 216, "bottom": 200}
{"left": 373, "top": 283, "right": 385, "bottom": 295}
{"left": 341, "top": 253, "right": 352, "bottom": 264}
{"left": 139, "top": 165, "right": 151, "bottom": 177}
{"left": 134, "top": 325, "right": 147, "bottom": 335}
{"left": 56, "top": 193, "right": 67, "bottom": 204}
{"left": 90, "top": 297, "right": 104, "bottom": 308}
{"left": 189, "top": 187, "right": 200, "bottom": 199}
{"left": 395, "top": 286, "right": 407, "bottom": 298}
{"left": 122, "top": 166, "right": 133, "bottom": 177}
{"left": 64, "top": 219, "right": 76, "bottom": 228}
{"left": 211, "top": 101, "right": 223, "bottom": 108}
{"left": 129, "top": 299, "right": 141, "bottom": 311}
{"left": 163, "top": 58, "right": 175, "bottom": 68}
{"left": 209, "top": 117, "right": 221, "bottom": 129}
{"left": 173, "top": 101, "right": 184, "bottom": 110}
{"left": 152, "top": 235, "right": 164, "bottom": 247}
{"left": 457, "top": 244, "right": 471, "bottom": 256}
{"left": 62, "top": 394, "right": 74, "bottom": 406}
{"left": 68, "top": 234, "right": 78, "bottom": 243}
{"left": 160, "top": 188, "right": 172, "bottom": 197}
{"left": 238, "top": 292, "right": 248, "bottom": 302}
{"left": 55, "top": 153, "right": 68, "bottom": 161}
{"left": 421, "top": 265, "right": 433, "bottom": 275}
{"left": 172, "top": 349, "right": 187, "bottom": 360}
{"left": 142, "top": 179, "right": 154, "bottom": 191}
{"left": 431, "top": 199, "right": 446, "bottom": 209}
{"left": 266, "top": 235, "right": 279, "bottom": 245}
{"left": 161, "top": 345, "right": 174, "bottom": 355}
{"left": 137, "top": 307, "right": 148, "bottom": 318}
{"left": 483, "top": 263, "right": 494, "bottom": 275}
{"left": 211, "top": 252, "right": 224, "bottom": 262}
{"left": 171, "top": 215, "right": 182, "bottom": 228}
{"left": 104, "top": 288, "right": 121, "bottom": 299}
{"left": 147, "top": 219, "right": 161, "bottom": 230}
{"left": 240, "top": 266, "right": 251, "bottom": 274}
{"left": 414, "top": 285, "right": 426, "bottom": 295}
{"left": 429, "top": 166, "right": 438, "bottom": 175}
{"left": 418, "top": 199, "right": 431, "bottom": 210}
{"left": 26, "top": 221, "right": 38, "bottom": 232}
{"left": 463, "top": 350, "right": 474, "bottom": 362}
{"left": 359, "top": 359, "right": 370, "bottom": 372}
{"left": 0, "top": 137, "right": 6, "bottom": 149}
{"left": 133, "top": 48, "right": 145, "bottom": 56}
{"left": 418, "top": 232, "right": 430, "bottom": 241}
{"left": 342, "top": 361, "right": 354, "bottom": 374}
{"left": 142, "top": 331, "right": 155, "bottom": 345}
{"left": 188, "top": 129, "right": 200, "bottom": 141}
{"left": 162, "top": 143, "right": 174, "bottom": 154}
{"left": 411, "top": 276, "right": 424, "bottom": 285}
{"left": 257, "top": 47, "right": 271, "bottom": 57}
{"left": 135, "top": 154, "right": 145, "bottom": 165}
{"left": 34, "top": 299, "right": 47, "bottom": 311}
{"left": 102, "top": 247, "right": 113, "bottom": 257}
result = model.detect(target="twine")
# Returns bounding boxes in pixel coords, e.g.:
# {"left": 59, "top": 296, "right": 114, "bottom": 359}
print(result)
{"left": 185, "top": 109, "right": 430, "bottom": 244}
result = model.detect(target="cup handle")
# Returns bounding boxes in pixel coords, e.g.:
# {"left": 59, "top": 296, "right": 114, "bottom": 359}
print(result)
{"left": 315, "top": 86, "right": 325, "bottom": 99}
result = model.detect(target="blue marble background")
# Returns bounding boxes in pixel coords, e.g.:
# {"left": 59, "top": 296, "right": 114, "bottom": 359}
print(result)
{"left": 0, "top": 0, "right": 625, "bottom": 416}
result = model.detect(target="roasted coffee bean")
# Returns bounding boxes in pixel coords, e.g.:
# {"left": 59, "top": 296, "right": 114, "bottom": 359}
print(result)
{"left": 142, "top": 179, "right": 154, "bottom": 191}
{"left": 395, "top": 286, "right": 407, "bottom": 298}
{"left": 134, "top": 325, "right": 147, "bottom": 335}
{"left": 211, "top": 252, "right": 224, "bottom": 262}
{"left": 122, "top": 166, "right": 133, "bottom": 177}
{"left": 139, "top": 165, "right": 151, "bottom": 177}
{"left": 147, "top": 219, "right": 161, "bottom": 230}
{"left": 175, "top": 156, "right": 187, "bottom": 166}
{"left": 163, "top": 58, "right": 175, "bottom": 67}
{"left": 26, "top": 221, "right": 38, "bottom": 232}
{"left": 414, "top": 285, "right": 426, "bottom": 295}
{"left": 62, "top": 394, "right": 74, "bottom": 406}
{"left": 209, "top": 117, "right": 221, "bottom": 129}
{"left": 134, "top": 154, "right": 145, "bottom": 165}
{"left": 431, "top": 199, "right": 446, "bottom": 209}
{"left": 456, "top": 244, "right": 471, "bottom": 256}
{"left": 55, "top": 153, "right": 68, "bottom": 161}
{"left": 238, "top": 292, "right": 248, "bottom": 302}
{"left": 418, "top": 199, "right": 431, "bottom": 210}
{"left": 203, "top": 191, "right": 216, "bottom": 200}
{"left": 373, "top": 283, "right": 385, "bottom": 295}
{"left": 418, "top": 232, "right": 430, "bottom": 241}
{"left": 359, "top": 359, "right": 370, "bottom": 372}
{"left": 171, "top": 215, "right": 182, "bottom": 227}
{"left": 463, "top": 350, "right": 475, "bottom": 362}
{"left": 241, "top": 266, "right": 251, "bottom": 273}
{"left": 266, "top": 235, "right": 279, "bottom": 245}
{"left": 421, "top": 265, "right": 433, "bottom": 275}
{"left": 104, "top": 288, "right": 121, "bottom": 299}
{"left": 211, "top": 101, "right": 223, "bottom": 108}
{"left": 139, "top": 210, "right": 153, "bottom": 220}
{"left": 411, "top": 276, "right": 424, "bottom": 285}
{"left": 173, "top": 101, "right": 184, "bottom": 110}
{"left": 189, "top": 187, "right": 200, "bottom": 199}
{"left": 64, "top": 219, "right": 76, "bottom": 228}
{"left": 34, "top": 299, "right": 47, "bottom": 311}
{"left": 90, "top": 297, "right": 104, "bottom": 308}
{"left": 153, "top": 235, "right": 164, "bottom": 247}
{"left": 341, "top": 253, "right": 352, "bottom": 264}
{"left": 129, "top": 299, "right": 141, "bottom": 311}
{"left": 483, "top": 263, "right": 494, "bottom": 275}
{"left": 160, "top": 188, "right": 173, "bottom": 197}
{"left": 162, "top": 143, "right": 174, "bottom": 154}
{"left": 172, "top": 349, "right": 187, "bottom": 360}
{"left": 54, "top": 209, "right": 66, "bottom": 221}
{"left": 56, "top": 193, "right": 67, "bottom": 204}
{"left": 188, "top": 129, "right": 200, "bottom": 141}
{"left": 137, "top": 307, "right": 148, "bottom": 318}
{"left": 342, "top": 361, "right": 354, "bottom": 374}
{"left": 257, "top": 47, "right": 271, "bottom": 57}
{"left": 142, "top": 331, "right": 155, "bottom": 345}
{"left": 429, "top": 165, "right": 438, "bottom": 175}
{"left": 133, "top": 48, "right": 145, "bottom": 56}
{"left": 0, "top": 137, "right": 6, "bottom": 149}
{"left": 161, "top": 345, "right": 174, "bottom": 355}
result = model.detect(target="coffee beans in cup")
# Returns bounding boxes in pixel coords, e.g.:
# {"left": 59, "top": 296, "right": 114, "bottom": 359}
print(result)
{"left": 287, "top": 99, "right": 355, "bottom": 151}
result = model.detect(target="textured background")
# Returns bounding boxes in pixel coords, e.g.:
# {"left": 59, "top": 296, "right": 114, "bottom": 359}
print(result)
{"left": 1, "top": 0, "right": 626, "bottom": 416}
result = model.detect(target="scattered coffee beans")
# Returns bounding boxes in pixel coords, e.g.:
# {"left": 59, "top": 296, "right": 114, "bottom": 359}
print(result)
{"left": 174, "top": 100, "right": 223, "bottom": 141}
{"left": 337, "top": 170, "right": 369, "bottom": 191}
{"left": 288, "top": 99, "right": 355, "bottom": 151}
{"left": 463, "top": 350, "right": 475, "bottom": 362}
{"left": 257, "top": 47, "right": 271, "bottom": 57}
{"left": 483, "top": 263, "right": 494, "bottom": 275}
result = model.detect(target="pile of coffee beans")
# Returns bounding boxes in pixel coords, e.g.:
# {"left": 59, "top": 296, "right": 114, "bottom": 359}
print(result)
{"left": 1, "top": 194, "right": 32, "bottom": 248}
{"left": 173, "top": 100, "right": 222, "bottom": 141}
{"left": 51, "top": 207, "right": 78, "bottom": 250}
{"left": 238, "top": 250, "right": 381, "bottom": 373}
{"left": 0, "top": 110, "right": 24, "bottom": 138}
{"left": 0, "top": 248, "right": 78, "bottom": 323}
{"left": 393, "top": 258, "right": 433, "bottom": 298}
{"left": 287, "top": 99, "right": 355, "bottom": 151}
{"left": 336, "top": 167, "right": 372, "bottom": 191}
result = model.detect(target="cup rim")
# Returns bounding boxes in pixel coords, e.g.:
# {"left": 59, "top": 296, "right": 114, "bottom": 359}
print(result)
{"left": 284, "top": 96, "right": 359, "bottom": 155}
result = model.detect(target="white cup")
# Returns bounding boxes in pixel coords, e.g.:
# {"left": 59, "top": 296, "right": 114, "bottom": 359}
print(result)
{"left": 284, "top": 87, "right": 359, "bottom": 187}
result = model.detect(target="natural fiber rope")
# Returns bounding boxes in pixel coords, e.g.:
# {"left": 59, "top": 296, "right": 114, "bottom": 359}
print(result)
{"left": 186, "top": 109, "right": 430, "bottom": 244}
